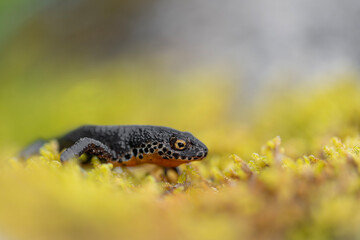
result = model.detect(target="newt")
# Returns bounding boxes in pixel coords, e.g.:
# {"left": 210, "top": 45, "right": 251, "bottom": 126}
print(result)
{"left": 20, "top": 125, "right": 208, "bottom": 173}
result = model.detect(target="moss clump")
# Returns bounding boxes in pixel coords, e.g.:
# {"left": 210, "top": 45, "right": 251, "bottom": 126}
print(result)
{"left": 1, "top": 72, "right": 360, "bottom": 239}
{"left": 0, "top": 136, "right": 359, "bottom": 240}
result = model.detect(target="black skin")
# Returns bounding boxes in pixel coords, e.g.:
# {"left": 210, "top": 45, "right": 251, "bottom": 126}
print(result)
{"left": 20, "top": 125, "right": 208, "bottom": 175}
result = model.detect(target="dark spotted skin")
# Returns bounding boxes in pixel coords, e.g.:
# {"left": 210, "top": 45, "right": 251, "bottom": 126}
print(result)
{"left": 21, "top": 125, "right": 208, "bottom": 169}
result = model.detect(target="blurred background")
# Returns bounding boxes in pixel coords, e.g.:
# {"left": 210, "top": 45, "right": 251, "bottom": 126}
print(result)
{"left": 3, "top": 1, "right": 360, "bottom": 240}
{"left": 1, "top": 0, "right": 360, "bottom": 157}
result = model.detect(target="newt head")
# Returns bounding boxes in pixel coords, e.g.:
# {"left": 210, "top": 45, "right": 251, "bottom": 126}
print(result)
{"left": 168, "top": 131, "right": 208, "bottom": 160}
{"left": 122, "top": 126, "right": 208, "bottom": 168}
{"left": 142, "top": 128, "right": 208, "bottom": 167}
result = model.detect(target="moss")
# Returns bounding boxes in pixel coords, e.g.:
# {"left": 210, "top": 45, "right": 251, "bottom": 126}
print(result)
{"left": 0, "top": 133, "right": 359, "bottom": 240}
{"left": 1, "top": 74, "right": 360, "bottom": 239}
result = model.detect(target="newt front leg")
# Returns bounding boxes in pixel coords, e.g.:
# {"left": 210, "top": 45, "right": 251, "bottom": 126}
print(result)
{"left": 60, "top": 137, "right": 117, "bottom": 162}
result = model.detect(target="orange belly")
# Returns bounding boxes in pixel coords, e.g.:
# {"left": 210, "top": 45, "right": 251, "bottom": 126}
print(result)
{"left": 109, "top": 153, "right": 193, "bottom": 168}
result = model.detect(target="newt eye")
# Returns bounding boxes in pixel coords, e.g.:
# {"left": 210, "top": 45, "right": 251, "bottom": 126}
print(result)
{"left": 175, "top": 140, "right": 186, "bottom": 150}
{"left": 170, "top": 137, "right": 187, "bottom": 151}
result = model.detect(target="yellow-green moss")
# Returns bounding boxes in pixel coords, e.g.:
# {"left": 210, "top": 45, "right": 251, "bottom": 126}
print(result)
{"left": 1, "top": 71, "right": 360, "bottom": 240}
{"left": 0, "top": 134, "right": 359, "bottom": 240}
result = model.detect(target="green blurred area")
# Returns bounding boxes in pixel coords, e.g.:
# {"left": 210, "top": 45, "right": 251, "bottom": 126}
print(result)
{"left": 0, "top": 64, "right": 231, "bottom": 146}
{"left": 1, "top": 60, "right": 360, "bottom": 160}
{"left": 1, "top": 0, "right": 359, "bottom": 159}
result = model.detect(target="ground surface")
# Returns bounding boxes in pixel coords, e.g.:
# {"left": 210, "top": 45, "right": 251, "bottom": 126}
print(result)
{"left": 1, "top": 76, "right": 360, "bottom": 240}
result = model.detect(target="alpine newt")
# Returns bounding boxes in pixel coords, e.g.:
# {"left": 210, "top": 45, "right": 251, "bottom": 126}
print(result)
{"left": 21, "top": 125, "right": 208, "bottom": 172}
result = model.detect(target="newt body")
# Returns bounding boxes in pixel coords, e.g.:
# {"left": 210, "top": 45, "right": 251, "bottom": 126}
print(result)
{"left": 21, "top": 125, "right": 208, "bottom": 168}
